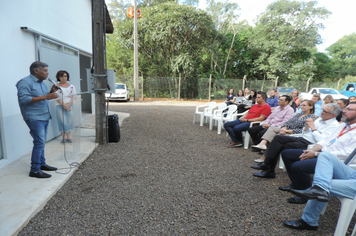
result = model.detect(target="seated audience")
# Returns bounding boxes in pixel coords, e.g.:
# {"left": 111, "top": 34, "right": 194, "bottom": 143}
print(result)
{"left": 252, "top": 100, "right": 316, "bottom": 156}
{"left": 251, "top": 103, "right": 340, "bottom": 180}
{"left": 296, "top": 94, "right": 322, "bottom": 117}
{"left": 225, "top": 88, "right": 236, "bottom": 105}
{"left": 224, "top": 92, "right": 271, "bottom": 147}
{"left": 248, "top": 95, "right": 294, "bottom": 160}
{"left": 279, "top": 103, "right": 356, "bottom": 204}
{"left": 349, "top": 96, "right": 356, "bottom": 103}
{"left": 233, "top": 89, "right": 245, "bottom": 104}
{"left": 336, "top": 98, "right": 348, "bottom": 122}
{"left": 292, "top": 90, "right": 301, "bottom": 108}
{"left": 237, "top": 90, "right": 257, "bottom": 113}
{"left": 266, "top": 89, "right": 279, "bottom": 110}
{"left": 244, "top": 87, "right": 251, "bottom": 100}
{"left": 321, "top": 95, "right": 334, "bottom": 107}
{"left": 283, "top": 103, "right": 356, "bottom": 231}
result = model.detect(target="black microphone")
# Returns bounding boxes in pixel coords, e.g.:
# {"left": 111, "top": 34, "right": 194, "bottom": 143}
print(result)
{"left": 48, "top": 78, "right": 62, "bottom": 90}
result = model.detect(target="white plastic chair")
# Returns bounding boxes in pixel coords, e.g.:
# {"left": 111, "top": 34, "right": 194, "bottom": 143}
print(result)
{"left": 319, "top": 148, "right": 356, "bottom": 236}
{"left": 209, "top": 103, "right": 227, "bottom": 130}
{"left": 212, "top": 105, "right": 237, "bottom": 134}
{"left": 278, "top": 133, "right": 303, "bottom": 171}
{"left": 193, "top": 102, "right": 216, "bottom": 125}
{"left": 242, "top": 121, "right": 263, "bottom": 149}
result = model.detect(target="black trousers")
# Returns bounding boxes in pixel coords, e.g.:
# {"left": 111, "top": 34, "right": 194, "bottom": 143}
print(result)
{"left": 248, "top": 125, "right": 268, "bottom": 145}
{"left": 264, "top": 135, "right": 313, "bottom": 171}
{"left": 281, "top": 149, "right": 317, "bottom": 190}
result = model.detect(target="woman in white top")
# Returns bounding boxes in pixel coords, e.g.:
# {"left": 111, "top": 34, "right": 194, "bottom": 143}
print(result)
{"left": 51, "top": 70, "right": 76, "bottom": 144}
{"left": 244, "top": 87, "right": 251, "bottom": 100}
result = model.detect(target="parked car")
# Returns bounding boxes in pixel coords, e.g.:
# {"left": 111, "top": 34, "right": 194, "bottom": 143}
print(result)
{"left": 274, "top": 87, "right": 296, "bottom": 96}
{"left": 339, "top": 83, "right": 356, "bottom": 98}
{"left": 299, "top": 88, "right": 348, "bottom": 101}
{"left": 105, "top": 83, "right": 130, "bottom": 102}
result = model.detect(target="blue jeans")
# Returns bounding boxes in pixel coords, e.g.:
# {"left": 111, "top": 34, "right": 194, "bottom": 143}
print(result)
{"left": 25, "top": 120, "right": 49, "bottom": 172}
{"left": 224, "top": 120, "right": 250, "bottom": 142}
{"left": 56, "top": 105, "right": 73, "bottom": 132}
{"left": 302, "top": 152, "right": 356, "bottom": 226}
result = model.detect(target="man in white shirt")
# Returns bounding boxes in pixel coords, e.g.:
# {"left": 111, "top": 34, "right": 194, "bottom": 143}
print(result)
{"left": 279, "top": 103, "right": 355, "bottom": 204}
{"left": 251, "top": 103, "right": 340, "bottom": 179}
{"left": 283, "top": 102, "right": 356, "bottom": 231}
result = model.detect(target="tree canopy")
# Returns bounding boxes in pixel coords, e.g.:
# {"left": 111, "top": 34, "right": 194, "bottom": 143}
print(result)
{"left": 106, "top": 0, "right": 353, "bottom": 98}
{"left": 248, "top": 0, "right": 330, "bottom": 81}
{"left": 327, "top": 33, "right": 356, "bottom": 78}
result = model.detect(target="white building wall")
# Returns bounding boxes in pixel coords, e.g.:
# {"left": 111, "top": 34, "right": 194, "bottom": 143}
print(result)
{"left": 0, "top": 0, "right": 92, "bottom": 166}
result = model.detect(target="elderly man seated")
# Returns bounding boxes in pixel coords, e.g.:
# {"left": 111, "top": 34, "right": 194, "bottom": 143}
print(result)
{"left": 251, "top": 103, "right": 341, "bottom": 179}
{"left": 224, "top": 92, "right": 271, "bottom": 147}
{"left": 279, "top": 102, "right": 356, "bottom": 204}
{"left": 284, "top": 145, "right": 356, "bottom": 230}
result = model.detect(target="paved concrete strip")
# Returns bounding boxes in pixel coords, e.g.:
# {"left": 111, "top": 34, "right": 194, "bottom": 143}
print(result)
{"left": 0, "top": 111, "right": 129, "bottom": 236}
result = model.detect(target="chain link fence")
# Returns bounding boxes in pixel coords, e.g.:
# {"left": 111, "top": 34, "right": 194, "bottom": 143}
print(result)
{"left": 116, "top": 75, "right": 355, "bottom": 100}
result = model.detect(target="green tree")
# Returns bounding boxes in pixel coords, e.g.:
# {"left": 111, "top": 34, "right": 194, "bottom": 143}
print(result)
{"left": 327, "top": 33, "right": 356, "bottom": 78}
{"left": 249, "top": 0, "right": 331, "bottom": 81}
{"left": 312, "top": 52, "right": 335, "bottom": 81}
{"left": 204, "top": 0, "right": 241, "bottom": 76}
{"left": 108, "top": 2, "right": 215, "bottom": 98}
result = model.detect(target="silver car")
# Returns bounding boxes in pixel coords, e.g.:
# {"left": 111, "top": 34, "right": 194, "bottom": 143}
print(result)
{"left": 105, "top": 83, "right": 130, "bottom": 102}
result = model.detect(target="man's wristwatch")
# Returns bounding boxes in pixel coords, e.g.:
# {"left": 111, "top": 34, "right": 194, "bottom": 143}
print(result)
{"left": 314, "top": 152, "right": 319, "bottom": 157}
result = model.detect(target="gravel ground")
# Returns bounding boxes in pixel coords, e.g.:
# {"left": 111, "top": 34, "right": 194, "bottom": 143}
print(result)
{"left": 19, "top": 101, "right": 355, "bottom": 235}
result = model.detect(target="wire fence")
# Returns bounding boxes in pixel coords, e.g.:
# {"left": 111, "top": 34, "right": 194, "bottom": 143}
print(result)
{"left": 116, "top": 75, "right": 355, "bottom": 100}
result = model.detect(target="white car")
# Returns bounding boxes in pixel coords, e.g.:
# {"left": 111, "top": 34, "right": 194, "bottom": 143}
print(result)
{"left": 105, "top": 83, "right": 130, "bottom": 102}
{"left": 299, "top": 88, "right": 348, "bottom": 101}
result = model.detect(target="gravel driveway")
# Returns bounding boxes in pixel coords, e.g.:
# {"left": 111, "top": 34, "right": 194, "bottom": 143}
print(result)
{"left": 19, "top": 101, "right": 354, "bottom": 235}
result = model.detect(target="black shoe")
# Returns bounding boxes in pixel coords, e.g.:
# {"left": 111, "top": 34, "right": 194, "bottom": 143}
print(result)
{"left": 29, "top": 170, "right": 52, "bottom": 178}
{"left": 279, "top": 186, "right": 292, "bottom": 192}
{"left": 258, "top": 151, "right": 264, "bottom": 155}
{"left": 251, "top": 162, "right": 270, "bottom": 170}
{"left": 40, "top": 164, "right": 58, "bottom": 171}
{"left": 252, "top": 149, "right": 260, "bottom": 152}
{"left": 253, "top": 170, "right": 275, "bottom": 178}
{"left": 283, "top": 219, "right": 317, "bottom": 230}
{"left": 287, "top": 196, "right": 308, "bottom": 204}
{"left": 290, "top": 186, "right": 329, "bottom": 202}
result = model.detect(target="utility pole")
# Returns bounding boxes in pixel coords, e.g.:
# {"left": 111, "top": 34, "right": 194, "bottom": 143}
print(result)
{"left": 92, "top": 0, "right": 106, "bottom": 144}
{"left": 133, "top": 0, "right": 139, "bottom": 101}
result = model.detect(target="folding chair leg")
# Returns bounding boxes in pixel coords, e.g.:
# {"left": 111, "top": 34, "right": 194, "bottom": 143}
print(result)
{"left": 334, "top": 198, "right": 355, "bottom": 236}
{"left": 209, "top": 118, "right": 213, "bottom": 130}
{"left": 200, "top": 115, "right": 204, "bottom": 126}
{"left": 279, "top": 155, "right": 286, "bottom": 171}
{"left": 244, "top": 131, "right": 250, "bottom": 149}
{"left": 217, "top": 120, "right": 222, "bottom": 134}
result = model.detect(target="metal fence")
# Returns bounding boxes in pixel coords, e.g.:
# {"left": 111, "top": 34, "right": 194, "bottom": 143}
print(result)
{"left": 116, "top": 75, "right": 355, "bottom": 100}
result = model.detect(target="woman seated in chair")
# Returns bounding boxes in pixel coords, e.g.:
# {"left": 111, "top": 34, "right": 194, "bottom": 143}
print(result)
{"left": 252, "top": 100, "right": 316, "bottom": 162}
{"left": 321, "top": 95, "right": 334, "bottom": 108}
{"left": 225, "top": 88, "right": 236, "bottom": 105}
{"left": 233, "top": 89, "right": 245, "bottom": 104}
{"left": 237, "top": 90, "right": 257, "bottom": 113}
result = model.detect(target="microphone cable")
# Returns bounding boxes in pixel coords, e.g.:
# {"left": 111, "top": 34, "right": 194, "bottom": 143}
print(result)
{"left": 53, "top": 83, "right": 81, "bottom": 175}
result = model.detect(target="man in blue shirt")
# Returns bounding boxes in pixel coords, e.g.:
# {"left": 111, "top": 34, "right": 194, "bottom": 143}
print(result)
{"left": 16, "top": 61, "right": 58, "bottom": 178}
{"left": 266, "top": 89, "right": 279, "bottom": 110}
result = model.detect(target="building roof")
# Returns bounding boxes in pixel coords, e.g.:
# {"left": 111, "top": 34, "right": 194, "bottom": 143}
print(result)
{"left": 105, "top": 5, "right": 114, "bottom": 34}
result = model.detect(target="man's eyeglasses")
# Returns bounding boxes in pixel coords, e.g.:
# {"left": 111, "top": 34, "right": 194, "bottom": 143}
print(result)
{"left": 322, "top": 109, "right": 330, "bottom": 114}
